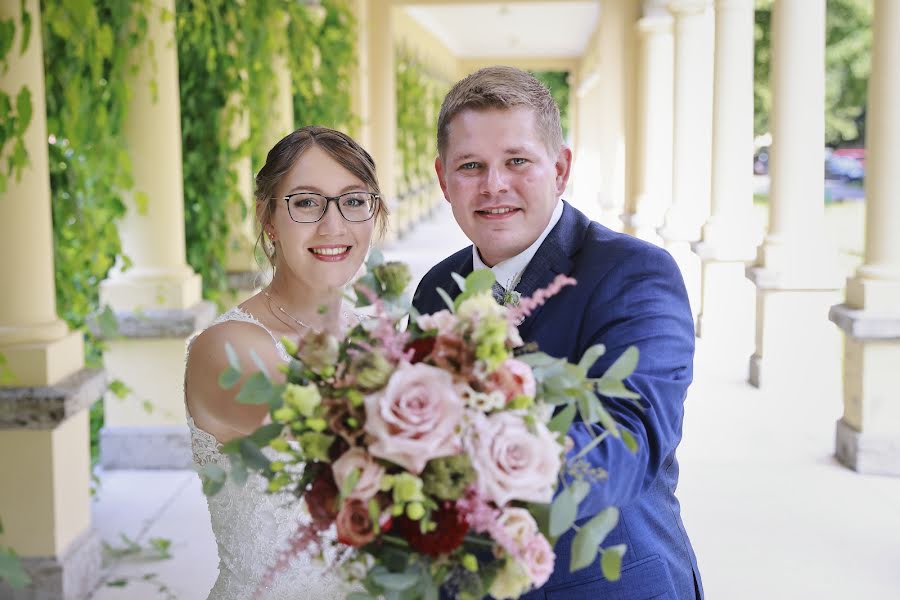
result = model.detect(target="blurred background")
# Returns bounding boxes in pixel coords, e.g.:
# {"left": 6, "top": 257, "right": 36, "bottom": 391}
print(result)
{"left": 1, "top": 0, "right": 899, "bottom": 598}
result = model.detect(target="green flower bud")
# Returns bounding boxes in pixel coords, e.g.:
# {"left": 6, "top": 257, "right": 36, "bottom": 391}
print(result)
{"left": 373, "top": 261, "right": 412, "bottom": 298}
{"left": 422, "top": 454, "right": 476, "bottom": 501}
{"left": 305, "top": 417, "right": 327, "bottom": 432}
{"left": 280, "top": 336, "right": 299, "bottom": 356}
{"left": 298, "top": 432, "right": 334, "bottom": 462}
{"left": 282, "top": 383, "right": 321, "bottom": 417}
{"left": 269, "top": 438, "right": 289, "bottom": 453}
{"left": 298, "top": 330, "right": 340, "bottom": 373}
{"left": 380, "top": 474, "right": 395, "bottom": 491}
{"left": 270, "top": 461, "right": 285, "bottom": 472}
{"left": 392, "top": 473, "right": 425, "bottom": 503}
{"left": 347, "top": 389, "right": 364, "bottom": 408}
{"left": 354, "top": 351, "right": 393, "bottom": 390}
{"left": 391, "top": 503, "right": 405, "bottom": 517}
{"left": 462, "top": 554, "right": 479, "bottom": 573}
{"left": 508, "top": 395, "right": 533, "bottom": 410}
{"left": 405, "top": 501, "right": 426, "bottom": 521}
{"left": 272, "top": 407, "right": 297, "bottom": 424}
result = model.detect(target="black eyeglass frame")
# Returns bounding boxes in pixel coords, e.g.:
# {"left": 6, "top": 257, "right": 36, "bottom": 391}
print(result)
{"left": 275, "top": 191, "right": 380, "bottom": 224}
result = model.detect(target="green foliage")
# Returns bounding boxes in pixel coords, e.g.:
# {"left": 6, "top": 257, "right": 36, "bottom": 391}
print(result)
{"left": 395, "top": 49, "right": 447, "bottom": 192}
{"left": 754, "top": 0, "right": 872, "bottom": 146}
{"left": 289, "top": 0, "right": 357, "bottom": 132}
{"left": 43, "top": 0, "right": 151, "bottom": 370}
{"left": 0, "top": 0, "right": 34, "bottom": 194}
{"left": 0, "top": 518, "right": 31, "bottom": 590}
{"left": 530, "top": 70, "right": 570, "bottom": 140}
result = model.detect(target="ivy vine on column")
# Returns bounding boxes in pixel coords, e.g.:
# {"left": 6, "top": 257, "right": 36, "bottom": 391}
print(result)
{"left": 0, "top": 0, "right": 34, "bottom": 194}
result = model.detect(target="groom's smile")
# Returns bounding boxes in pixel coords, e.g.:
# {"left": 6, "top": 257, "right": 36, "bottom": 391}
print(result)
{"left": 435, "top": 106, "right": 572, "bottom": 267}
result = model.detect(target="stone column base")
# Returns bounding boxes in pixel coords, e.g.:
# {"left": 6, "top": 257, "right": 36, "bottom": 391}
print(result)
{"left": 836, "top": 418, "right": 900, "bottom": 477}
{"left": 99, "top": 424, "right": 192, "bottom": 469}
{"left": 0, "top": 529, "right": 101, "bottom": 600}
{"left": 745, "top": 268, "right": 842, "bottom": 389}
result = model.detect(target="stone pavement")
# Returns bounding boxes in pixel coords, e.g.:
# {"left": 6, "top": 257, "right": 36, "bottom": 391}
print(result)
{"left": 88, "top": 203, "right": 900, "bottom": 599}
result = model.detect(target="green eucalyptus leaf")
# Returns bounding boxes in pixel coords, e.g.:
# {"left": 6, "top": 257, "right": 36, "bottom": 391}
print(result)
{"left": 224, "top": 342, "right": 241, "bottom": 371}
{"left": 464, "top": 268, "right": 495, "bottom": 293}
{"left": 570, "top": 507, "right": 620, "bottom": 572}
{"left": 247, "top": 423, "right": 283, "bottom": 447}
{"left": 595, "top": 377, "right": 641, "bottom": 400}
{"left": 600, "top": 544, "right": 627, "bottom": 581}
{"left": 239, "top": 439, "right": 270, "bottom": 471}
{"left": 603, "top": 346, "right": 639, "bottom": 380}
{"left": 450, "top": 272, "right": 468, "bottom": 293}
{"left": 370, "top": 568, "right": 418, "bottom": 591}
{"left": 549, "top": 480, "right": 589, "bottom": 537}
{"left": 435, "top": 287, "right": 456, "bottom": 312}
{"left": 218, "top": 367, "right": 241, "bottom": 390}
{"left": 0, "top": 547, "right": 30, "bottom": 590}
{"left": 548, "top": 404, "right": 576, "bottom": 438}
{"left": 621, "top": 429, "right": 639, "bottom": 453}
{"left": 199, "top": 463, "right": 226, "bottom": 496}
{"left": 235, "top": 372, "right": 273, "bottom": 405}
{"left": 577, "top": 344, "right": 606, "bottom": 374}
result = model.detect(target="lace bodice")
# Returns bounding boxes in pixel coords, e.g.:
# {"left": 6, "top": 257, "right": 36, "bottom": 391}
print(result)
{"left": 185, "top": 307, "right": 351, "bottom": 600}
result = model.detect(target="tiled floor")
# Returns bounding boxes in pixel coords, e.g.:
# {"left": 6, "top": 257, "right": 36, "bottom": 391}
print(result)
{"left": 88, "top": 203, "right": 900, "bottom": 599}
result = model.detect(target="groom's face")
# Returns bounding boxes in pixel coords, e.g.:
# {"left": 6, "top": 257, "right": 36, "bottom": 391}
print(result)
{"left": 435, "top": 107, "right": 571, "bottom": 267}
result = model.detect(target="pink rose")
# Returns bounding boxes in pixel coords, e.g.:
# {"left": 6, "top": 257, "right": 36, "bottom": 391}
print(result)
{"left": 364, "top": 363, "right": 464, "bottom": 474}
{"left": 520, "top": 533, "right": 555, "bottom": 588}
{"left": 493, "top": 507, "right": 539, "bottom": 553}
{"left": 466, "top": 411, "right": 562, "bottom": 506}
{"left": 332, "top": 447, "right": 385, "bottom": 502}
{"left": 416, "top": 310, "right": 457, "bottom": 336}
{"left": 487, "top": 358, "right": 537, "bottom": 403}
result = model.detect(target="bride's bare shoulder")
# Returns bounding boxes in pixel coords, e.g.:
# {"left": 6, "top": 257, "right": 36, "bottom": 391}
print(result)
{"left": 186, "top": 319, "right": 282, "bottom": 380}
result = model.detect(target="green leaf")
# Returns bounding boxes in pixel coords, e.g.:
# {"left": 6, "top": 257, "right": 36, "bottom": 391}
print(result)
{"left": 603, "top": 346, "right": 639, "bottom": 380}
{"left": 0, "top": 547, "right": 30, "bottom": 589}
{"left": 18, "top": 0, "right": 31, "bottom": 56}
{"left": 527, "top": 501, "right": 551, "bottom": 539}
{"left": 464, "top": 268, "right": 497, "bottom": 294}
{"left": 248, "top": 348, "right": 270, "bottom": 378}
{"left": 247, "top": 423, "right": 283, "bottom": 447}
{"left": 571, "top": 430, "right": 611, "bottom": 461}
{"left": 578, "top": 344, "right": 606, "bottom": 374}
{"left": 97, "top": 305, "right": 119, "bottom": 338}
{"left": 224, "top": 342, "right": 241, "bottom": 371}
{"left": 621, "top": 429, "right": 639, "bottom": 454}
{"left": 108, "top": 379, "right": 131, "bottom": 399}
{"left": 435, "top": 287, "right": 456, "bottom": 312}
{"left": 367, "top": 248, "right": 384, "bottom": 268}
{"left": 239, "top": 438, "right": 270, "bottom": 471}
{"left": 595, "top": 377, "right": 641, "bottom": 400}
{"left": 600, "top": 544, "right": 627, "bottom": 581}
{"left": 548, "top": 404, "right": 576, "bottom": 438}
{"left": 134, "top": 191, "right": 150, "bottom": 215}
{"left": 142, "top": 400, "right": 154, "bottom": 414}
{"left": 570, "top": 507, "right": 620, "bottom": 572}
{"left": 229, "top": 453, "right": 248, "bottom": 486}
{"left": 340, "top": 467, "right": 361, "bottom": 501}
{"left": 235, "top": 372, "right": 274, "bottom": 405}
{"left": 549, "top": 480, "right": 589, "bottom": 537}
{"left": 14, "top": 87, "right": 31, "bottom": 135}
{"left": 371, "top": 568, "right": 418, "bottom": 591}
{"left": 106, "top": 579, "right": 129, "bottom": 588}
{"left": 199, "top": 463, "right": 226, "bottom": 496}
{"left": 218, "top": 367, "right": 241, "bottom": 390}
{"left": 450, "top": 272, "right": 467, "bottom": 293}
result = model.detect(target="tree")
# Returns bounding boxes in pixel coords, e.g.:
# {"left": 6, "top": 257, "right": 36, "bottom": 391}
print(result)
{"left": 754, "top": 0, "right": 872, "bottom": 147}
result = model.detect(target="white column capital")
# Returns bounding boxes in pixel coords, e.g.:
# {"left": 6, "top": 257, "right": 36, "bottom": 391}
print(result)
{"left": 637, "top": 14, "right": 674, "bottom": 36}
{"left": 668, "top": 0, "right": 710, "bottom": 18}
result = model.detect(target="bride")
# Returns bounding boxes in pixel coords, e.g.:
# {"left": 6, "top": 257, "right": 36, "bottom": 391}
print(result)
{"left": 184, "top": 126, "right": 387, "bottom": 599}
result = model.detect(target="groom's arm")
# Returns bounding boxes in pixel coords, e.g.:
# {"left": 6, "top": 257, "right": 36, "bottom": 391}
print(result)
{"left": 566, "top": 244, "right": 695, "bottom": 519}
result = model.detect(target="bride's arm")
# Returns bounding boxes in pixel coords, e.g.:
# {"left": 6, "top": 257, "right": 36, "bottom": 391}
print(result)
{"left": 185, "top": 321, "right": 287, "bottom": 443}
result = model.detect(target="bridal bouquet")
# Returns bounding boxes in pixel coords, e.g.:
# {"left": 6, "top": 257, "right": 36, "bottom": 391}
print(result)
{"left": 204, "top": 252, "right": 640, "bottom": 599}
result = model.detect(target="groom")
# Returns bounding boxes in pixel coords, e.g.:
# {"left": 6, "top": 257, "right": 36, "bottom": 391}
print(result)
{"left": 413, "top": 66, "right": 703, "bottom": 599}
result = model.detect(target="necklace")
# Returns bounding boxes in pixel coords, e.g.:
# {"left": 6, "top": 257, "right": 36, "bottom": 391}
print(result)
{"left": 263, "top": 291, "right": 317, "bottom": 332}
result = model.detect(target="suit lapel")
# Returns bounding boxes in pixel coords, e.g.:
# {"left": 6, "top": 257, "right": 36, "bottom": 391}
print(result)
{"left": 514, "top": 202, "right": 587, "bottom": 333}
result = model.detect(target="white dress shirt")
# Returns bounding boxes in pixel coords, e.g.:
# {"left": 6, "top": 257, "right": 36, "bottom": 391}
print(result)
{"left": 472, "top": 200, "right": 564, "bottom": 291}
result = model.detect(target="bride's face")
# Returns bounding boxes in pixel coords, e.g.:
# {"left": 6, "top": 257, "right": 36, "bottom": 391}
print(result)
{"left": 269, "top": 146, "right": 375, "bottom": 292}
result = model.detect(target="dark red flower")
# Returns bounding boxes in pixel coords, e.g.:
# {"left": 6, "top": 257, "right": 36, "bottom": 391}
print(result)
{"left": 305, "top": 467, "right": 339, "bottom": 525}
{"left": 394, "top": 501, "right": 469, "bottom": 557}
{"left": 405, "top": 336, "right": 436, "bottom": 364}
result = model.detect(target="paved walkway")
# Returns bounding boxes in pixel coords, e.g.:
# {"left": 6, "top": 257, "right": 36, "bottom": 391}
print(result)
{"left": 88, "top": 203, "right": 900, "bottom": 599}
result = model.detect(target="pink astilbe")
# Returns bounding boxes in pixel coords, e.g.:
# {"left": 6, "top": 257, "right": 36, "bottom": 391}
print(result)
{"left": 253, "top": 522, "right": 329, "bottom": 600}
{"left": 455, "top": 485, "right": 500, "bottom": 534}
{"left": 354, "top": 285, "right": 412, "bottom": 363}
{"left": 507, "top": 274, "right": 577, "bottom": 324}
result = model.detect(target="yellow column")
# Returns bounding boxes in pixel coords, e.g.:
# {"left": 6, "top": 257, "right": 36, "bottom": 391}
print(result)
{"left": 692, "top": 0, "right": 760, "bottom": 346}
{"left": 0, "top": 1, "right": 102, "bottom": 596}
{"left": 97, "top": 0, "right": 215, "bottom": 468}
{"left": 350, "top": 0, "right": 371, "bottom": 148}
{"left": 625, "top": 11, "right": 674, "bottom": 246}
{"left": 262, "top": 11, "right": 295, "bottom": 145}
{"left": 659, "top": 0, "right": 715, "bottom": 319}
{"left": 369, "top": 2, "right": 398, "bottom": 240}
{"left": 745, "top": 0, "right": 842, "bottom": 388}
{"left": 830, "top": 0, "right": 900, "bottom": 475}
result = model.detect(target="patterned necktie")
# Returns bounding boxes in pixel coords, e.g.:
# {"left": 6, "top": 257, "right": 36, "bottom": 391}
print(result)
{"left": 492, "top": 281, "right": 506, "bottom": 304}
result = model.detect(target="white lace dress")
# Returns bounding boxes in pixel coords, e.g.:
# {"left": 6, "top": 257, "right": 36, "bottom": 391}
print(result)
{"left": 186, "top": 307, "right": 351, "bottom": 600}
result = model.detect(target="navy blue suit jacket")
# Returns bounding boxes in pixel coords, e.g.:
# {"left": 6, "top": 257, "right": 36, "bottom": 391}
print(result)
{"left": 413, "top": 202, "right": 703, "bottom": 600}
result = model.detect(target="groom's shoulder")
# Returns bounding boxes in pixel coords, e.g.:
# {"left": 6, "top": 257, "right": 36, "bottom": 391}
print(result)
{"left": 419, "top": 245, "right": 472, "bottom": 284}
{"left": 576, "top": 215, "right": 674, "bottom": 270}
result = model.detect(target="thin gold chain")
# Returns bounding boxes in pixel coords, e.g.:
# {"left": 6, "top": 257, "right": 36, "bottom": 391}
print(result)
{"left": 263, "top": 291, "right": 315, "bottom": 332}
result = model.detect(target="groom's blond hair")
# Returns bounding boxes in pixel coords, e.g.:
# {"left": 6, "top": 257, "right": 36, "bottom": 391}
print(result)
{"left": 437, "top": 66, "right": 564, "bottom": 160}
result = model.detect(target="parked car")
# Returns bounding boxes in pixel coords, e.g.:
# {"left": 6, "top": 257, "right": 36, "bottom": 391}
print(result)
{"left": 825, "top": 154, "right": 865, "bottom": 182}
{"left": 753, "top": 147, "right": 769, "bottom": 174}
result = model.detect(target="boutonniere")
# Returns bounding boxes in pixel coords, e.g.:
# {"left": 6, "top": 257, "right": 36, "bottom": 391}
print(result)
{"left": 501, "top": 289, "right": 521, "bottom": 308}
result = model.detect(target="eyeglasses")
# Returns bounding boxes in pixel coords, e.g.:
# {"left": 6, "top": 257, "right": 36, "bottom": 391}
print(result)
{"left": 276, "top": 191, "right": 379, "bottom": 223}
